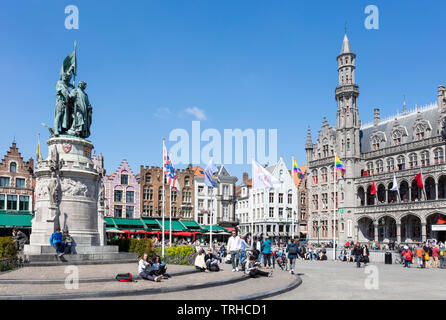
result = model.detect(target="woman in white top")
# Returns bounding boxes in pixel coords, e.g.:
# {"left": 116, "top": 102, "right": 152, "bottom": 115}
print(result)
{"left": 194, "top": 249, "right": 207, "bottom": 271}
{"left": 138, "top": 253, "right": 163, "bottom": 282}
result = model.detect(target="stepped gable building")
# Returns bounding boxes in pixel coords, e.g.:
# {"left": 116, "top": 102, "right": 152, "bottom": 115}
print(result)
{"left": 103, "top": 159, "right": 140, "bottom": 218}
{"left": 0, "top": 142, "right": 34, "bottom": 217}
{"left": 306, "top": 33, "right": 446, "bottom": 245}
{"left": 140, "top": 164, "right": 194, "bottom": 220}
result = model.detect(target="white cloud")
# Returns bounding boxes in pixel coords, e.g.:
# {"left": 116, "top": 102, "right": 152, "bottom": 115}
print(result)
{"left": 153, "top": 107, "right": 173, "bottom": 119}
{"left": 185, "top": 106, "right": 207, "bottom": 121}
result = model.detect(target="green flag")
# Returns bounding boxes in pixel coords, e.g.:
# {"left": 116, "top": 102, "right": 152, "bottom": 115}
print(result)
{"left": 60, "top": 42, "right": 77, "bottom": 79}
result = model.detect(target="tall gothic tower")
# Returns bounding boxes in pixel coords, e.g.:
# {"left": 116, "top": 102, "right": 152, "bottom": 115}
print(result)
{"left": 335, "top": 33, "right": 361, "bottom": 242}
{"left": 335, "top": 33, "right": 361, "bottom": 162}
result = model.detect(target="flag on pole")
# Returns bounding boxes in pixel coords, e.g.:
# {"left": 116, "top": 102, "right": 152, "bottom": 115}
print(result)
{"left": 36, "top": 134, "right": 41, "bottom": 160}
{"left": 292, "top": 158, "right": 304, "bottom": 180}
{"left": 163, "top": 143, "right": 180, "bottom": 192}
{"left": 370, "top": 181, "right": 377, "bottom": 195}
{"left": 335, "top": 154, "right": 346, "bottom": 179}
{"left": 414, "top": 172, "right": 424, "bottom": 189}
{"left": 390, "top": 173, "right": 399, "bottom": 191}
{"left": 204, "top": 158, "right": 219, "bottom": 188}
{"left": 252, "top": 159, "right": 281, "bottom": 190}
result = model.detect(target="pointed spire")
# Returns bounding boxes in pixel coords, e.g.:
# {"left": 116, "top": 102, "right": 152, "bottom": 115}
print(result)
{"left": 403, "top": 95, "right": 407, "bottom": 114}
{"left": 340, "top": 33, "right": 352, "bottom": 55}
{"left": 305, "top": 125, "right": 313, "bottom": 149}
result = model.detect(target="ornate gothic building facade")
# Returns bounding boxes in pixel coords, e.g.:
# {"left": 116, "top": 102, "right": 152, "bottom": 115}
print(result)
{"left": 306, "top": 34, "right": 446, "bottom": 245}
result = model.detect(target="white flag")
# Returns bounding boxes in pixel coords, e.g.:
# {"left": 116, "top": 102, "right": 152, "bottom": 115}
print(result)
{"left": 390, "top": 173, "right": 398, "bottom": 191}
{"left": 252, "top": 159, "right": 281, "bottom": 190}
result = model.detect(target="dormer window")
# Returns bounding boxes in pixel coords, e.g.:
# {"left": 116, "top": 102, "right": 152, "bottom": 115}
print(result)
{"left": 415, "top": 124, "right": 425, "bottom": 140}
{"left": 392, "top": 131, "right": 402, "bottom": 146}
{"left": 10, "top": 162, "right": 17, "bottom": 173}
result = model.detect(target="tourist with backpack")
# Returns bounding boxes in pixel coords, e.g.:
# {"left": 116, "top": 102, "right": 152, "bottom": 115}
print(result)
{"left": 261, "top": 236, "right": 272, "bottom": 268}
{"left": 404, "top": 248, "right": 413, "bottom": 268}
{"left": 286, "top": 239, "right": 299, "bottom": 274}
{"left": 138, "top": 253, "right": 163, "bottom": 282}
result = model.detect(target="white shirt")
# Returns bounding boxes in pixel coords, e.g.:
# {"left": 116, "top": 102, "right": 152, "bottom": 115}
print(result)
{"left": 138, "top": 259, "right": 148, "bottom": 274}
{"left": 227, "top": 236, "right": 241, "bottom": 251}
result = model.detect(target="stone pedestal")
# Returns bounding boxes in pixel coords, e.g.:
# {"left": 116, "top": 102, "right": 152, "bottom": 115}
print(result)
{"left": 25, "top": 136, "right": 117, "bottom": 260}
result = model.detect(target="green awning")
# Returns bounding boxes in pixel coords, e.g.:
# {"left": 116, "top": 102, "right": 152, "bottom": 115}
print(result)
{"left": 155, "top": 219, "right": 187, "bottom": 231}
{"left": 104, "top": 217, "right": 117, "bottom": 227}
{"left": 202, "top": 225, "right": 227, "bottom": 233}
{"left": 0, "top": 214, "right": 32, "bottom": 229}
{"left": 141, "top": 218, "right": 162, "bottom": 230}
{"left": 112, "top": 218, "right": 144, "bottom": 227}
{"left": 181, "top": 220, "right": 205, "bottom": 232}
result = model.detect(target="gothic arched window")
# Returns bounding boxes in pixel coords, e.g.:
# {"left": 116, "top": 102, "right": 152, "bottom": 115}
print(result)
{"left": 397, "top": 155, "right": 405, "bottom": 171}
{"left": 392, "top": 130, "right": 402, "bottom": 146}
{"left": 434, "top": 148, "right": 444, "bottom": 165}
{"left": 421, "top": 150, "right": 430, "bottom": 167}
{"left": 386, "top": 158, "right": 395, "bottom": 172}
{"left": 376, "top": 160, "right": 383, "bottom": 174}
{"left": 409, "top": 153, "right": 418, "bottom": 168}
{"left": 415, "top": 124, "right": 425, "bottom": 141}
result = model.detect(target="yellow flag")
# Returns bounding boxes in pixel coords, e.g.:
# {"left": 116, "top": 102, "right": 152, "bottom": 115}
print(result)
{"left": 36, "top": 134, "right": 41, "bottom": 160}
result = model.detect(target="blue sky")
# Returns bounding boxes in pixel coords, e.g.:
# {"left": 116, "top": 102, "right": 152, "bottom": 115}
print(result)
{"left": 0, "top": 0, "right": 445, "bottom": 180}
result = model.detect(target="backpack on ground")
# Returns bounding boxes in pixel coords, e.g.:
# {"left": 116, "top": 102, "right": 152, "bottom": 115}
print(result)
{"left": 116, "top": 273, "right": 133, "bottom": 282}
{"left": 209, "top": 264, "right": 220, "bottom": 272}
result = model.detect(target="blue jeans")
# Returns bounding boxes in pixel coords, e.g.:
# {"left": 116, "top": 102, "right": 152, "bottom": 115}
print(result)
{"left": 309, "top": 252, "right": 314, "bottom": 260}
{"left": 404, "top": 259, "right": 411, "bottom": 268}
{"left": 355, "top": 255, "right": 361, "bottom": 267}
{"left": 231, "top": 250, "right": 240, "bottom": 269}
{"left": 239, "top": 250, "right": 247, "bottom": 266}
{"left": 53, "top": 242, "right": 64, "bottom": 255}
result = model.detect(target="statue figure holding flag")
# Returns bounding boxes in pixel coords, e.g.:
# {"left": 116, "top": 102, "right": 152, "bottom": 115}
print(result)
{"left": 51, "top": 42, "right": 93, "bottom": 139}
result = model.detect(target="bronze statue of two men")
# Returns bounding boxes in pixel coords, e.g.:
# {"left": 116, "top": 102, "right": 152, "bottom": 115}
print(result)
{"left": 53, "top": 54, "right": 92, "bottom": 139}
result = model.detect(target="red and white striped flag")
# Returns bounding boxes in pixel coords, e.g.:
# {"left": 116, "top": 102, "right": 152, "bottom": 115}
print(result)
{"left": 163, "top": 141, "right": 181, "bottom": 192}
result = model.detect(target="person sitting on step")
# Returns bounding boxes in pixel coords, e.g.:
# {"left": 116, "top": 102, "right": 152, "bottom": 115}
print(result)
{"left": 151, "top": 255, "right": 170, "bottom": 279}
{"left": 138, "top": 253, "right": 163, "bottom": 282}
{"left": 245, "top": 255, "right": 272, "bottom": 278}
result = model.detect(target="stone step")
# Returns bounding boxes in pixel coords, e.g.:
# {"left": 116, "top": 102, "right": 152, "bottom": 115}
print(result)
{"left": 0, "top": 267, "right": 249, "bottom": 299}
{"left": 25, "top": 245, "right": 119, "bottom": 255}
{"left": 0, "top": 265, "right": 301, "bottom": 300}
{"left": 24, "top": 252, "right": 137, "bottom": 266}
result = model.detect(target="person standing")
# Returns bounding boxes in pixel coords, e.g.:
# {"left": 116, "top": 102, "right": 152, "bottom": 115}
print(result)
{"left": 432, "top": 245, "right": 440, "bottom": 269}
{"left": 415, "top": 244, "right": 424, "bottom": 268}
{"left": 286, "top": 239, "right": 299, "bottom": 274}
{"left": 353, "top": 243, "right": 362, "bottom": 268}
{"left": 404, "top": 247, "right": 413, "bottom": 268}
{"left": 227, "top": 231, "right": 241, "bottom": 272}
{"left": 238, "top": 235, "right": 251, "bottom": 269}
{"left": 261, "top": 236, "right": 272, "bottom": 268}
{"left": 423, "top": 242, "right": 430, "bottom": 269}
{"left": 50, "top": 228, "right": 65, "bottom": 257}
{"left": 361, "top": 244, "right": 370, "bottom": 266}
{"left": 12, "top": 229, "right": 28, "bottom": 251}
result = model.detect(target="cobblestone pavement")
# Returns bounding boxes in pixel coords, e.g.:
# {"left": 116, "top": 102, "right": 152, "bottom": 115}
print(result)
{"left": 0, "top": 263, "right": 192, "bottom": 280}
{"left": 0, "top": 262, "right": 297, "bottom": 299}
{"left": 268, "top": 260, "right": 446, "bottom": 300}
{"left": 91, "top": 267, "right": 296, "bottom": 300}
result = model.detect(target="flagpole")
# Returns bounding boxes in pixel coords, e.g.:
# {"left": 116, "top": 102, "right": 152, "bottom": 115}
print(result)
{"left": 421, "top": 170, "right": 427, "bottom": 201}
{"left": 210, "top": 187, "right": 213, "bottom": 250}
{"left": 169, "top": 185, "right": 172, "bottom": 247}
{"left": 292, "top": 156, "right": 295, "bottom": 240}
{"left": 333, "top": 155, "right": 336, "bottom": 260}
{"left": 162, "top": 138, "right": 166, "bottom": 258}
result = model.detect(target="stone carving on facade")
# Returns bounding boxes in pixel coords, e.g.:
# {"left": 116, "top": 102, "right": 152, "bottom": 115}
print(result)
{"left": 48, "top": 172, "right": 60, "bottom": 207}
{"left": 60, "top": 177, "right": 91, "bottom": 198}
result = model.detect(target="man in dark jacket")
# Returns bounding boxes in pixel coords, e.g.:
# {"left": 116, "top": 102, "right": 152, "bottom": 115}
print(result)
{"left": 286, "top": 239, "right": 299, "bottom": 274}
{"left": 353, "top": 243, "right": 362, "bottom": 268}
{"left": 205, "top": 248, "right": 220, "bottom": 271}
